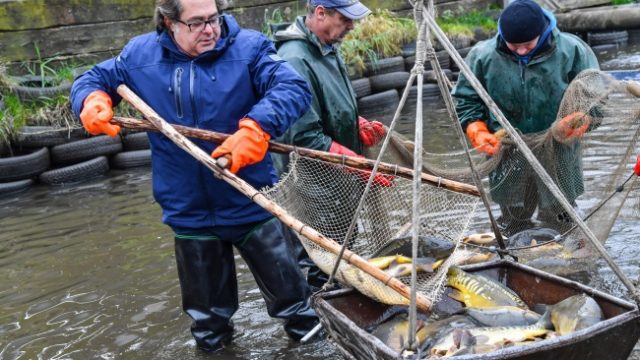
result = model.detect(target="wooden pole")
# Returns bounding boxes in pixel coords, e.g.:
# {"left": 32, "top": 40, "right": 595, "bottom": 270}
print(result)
{"left": 112, "top": 116, "right": 480, "bottom": 197}
{"left": 115, "top": 84, "right": 433, "bottom": 312}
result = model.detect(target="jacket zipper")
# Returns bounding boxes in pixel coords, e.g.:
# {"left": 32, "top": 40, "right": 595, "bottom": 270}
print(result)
{"left": 174, "top": 67, "right": 184, "bottom": 119}
{"left": 190, "top": 61, "right": 199, "bottom": 127}
{"left": 520, "top": 61, "right": 527, "bottom": 123}
{"left": 188, "top": 61, "right": 213, "bottom": 225}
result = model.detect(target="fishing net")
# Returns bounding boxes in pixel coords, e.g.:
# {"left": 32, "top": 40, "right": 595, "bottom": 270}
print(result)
{"left": 395, "top": 69, "right": 640, "bottom": 275}
{"left": 263, "top": 69, "right": 640, "bottom": 306}
{"left": 263, "top": 154, "right": 481, "bottom": 306}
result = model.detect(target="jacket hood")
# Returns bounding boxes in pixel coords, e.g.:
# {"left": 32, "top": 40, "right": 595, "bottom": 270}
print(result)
{"left": 274, "top": 16, "right": 336, "bottom": 56}
{"left": 157, "top": 14, "right": 242, "bottom": 60}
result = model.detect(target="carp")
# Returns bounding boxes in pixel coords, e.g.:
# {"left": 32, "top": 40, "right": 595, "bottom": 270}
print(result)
{"left": 463, "top": 232, "right": 496, "bottom": 245}
{"left": 374, "top": 235, "right": 455, "bottom": 259}
{"left": 367, "top": 306, "right": 432, "bottom": 352}
{"left": 537, "top": 293, "right": 603, "bottom": 336}
{"left": 460, "top": 306, "right": 541, "bottom": 327}
{"left": 446, "top": 266, "right": 528, "bottom": 309}
{"left": 429, "top": 311, "right": 553, "bottom": 356}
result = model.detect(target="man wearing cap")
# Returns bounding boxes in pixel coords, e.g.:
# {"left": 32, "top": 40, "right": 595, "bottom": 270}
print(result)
{"left": 271, "top": 0, "right": 388, "bottom": 289}
{"left": 452, "top": 0, "right": 599, "bottom": 234}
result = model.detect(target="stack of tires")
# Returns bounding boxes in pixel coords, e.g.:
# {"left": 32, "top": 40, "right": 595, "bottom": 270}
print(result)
{"left": 587, "top": 30, "right": 629, "bottom": 54}
{"left": 0, "top": 127, "right": 151, "bottom": 196}
{"left": 350, "top": 38, "right": 476, "bottom": 122}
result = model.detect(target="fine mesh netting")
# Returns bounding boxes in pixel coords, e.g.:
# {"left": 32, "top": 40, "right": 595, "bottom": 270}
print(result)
{"left": 397, "top": 69, "right": 640, "bottom": 275}
{"left": 263, "top": 154, "right": 480, "bottom": 306}
{"left": 262, "top": 69, "right": 640, "bottom": 307}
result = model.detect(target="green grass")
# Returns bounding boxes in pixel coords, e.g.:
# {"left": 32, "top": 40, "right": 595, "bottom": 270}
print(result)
{"left": 611, "top": 0, "right": 636, "bottom": 5}
{"left": 339, "top": 8, "right": 497, "bottom": 74}
{"left": 437, "top": 9, "right": 497, "bottom": 35}
{"left": 0, "top": 58, "right": 85, "bottom": 147}
{"left": 340, "top": 10, "right": 418, "bottom": 74}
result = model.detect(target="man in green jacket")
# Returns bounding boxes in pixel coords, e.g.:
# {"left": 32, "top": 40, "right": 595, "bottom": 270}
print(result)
{"left": 452, "top": 0, "right": 599, "bottom": 235}
{"left": 273, "top": 0, "right": 384, "bottom": 168}
{"left": 273, "top": 0, "right": 387, "bottom": 289}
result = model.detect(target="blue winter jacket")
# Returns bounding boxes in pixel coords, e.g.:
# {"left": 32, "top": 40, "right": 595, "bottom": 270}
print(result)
{"left": 71, "top": 15, "right": 311, "bottom": 228}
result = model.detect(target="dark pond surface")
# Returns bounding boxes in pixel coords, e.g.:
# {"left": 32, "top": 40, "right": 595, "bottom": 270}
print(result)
{"left": 1, "top": 42, "right": 639, "bottom": 359}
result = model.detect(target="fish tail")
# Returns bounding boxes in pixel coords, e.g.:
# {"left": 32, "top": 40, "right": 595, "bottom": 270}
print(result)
{"left": 537, "top": 310, "right": 554, "bottom": 330}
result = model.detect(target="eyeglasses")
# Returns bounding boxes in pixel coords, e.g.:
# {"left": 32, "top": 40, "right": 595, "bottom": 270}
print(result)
{"left": 175, "top": 15, "right": 222, "bottom": 32}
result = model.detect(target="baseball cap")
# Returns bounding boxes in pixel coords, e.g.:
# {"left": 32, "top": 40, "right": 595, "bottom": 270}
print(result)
{"left": 310, "top": 0, "right": 371, "bottom": 20}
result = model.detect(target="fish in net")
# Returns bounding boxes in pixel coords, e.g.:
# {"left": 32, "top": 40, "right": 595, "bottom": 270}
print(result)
{"left": 263, "top": 152, "right": 481, "bottom": 306}
{"left": 392, "top": 69, "right": 640, "bottom": 276}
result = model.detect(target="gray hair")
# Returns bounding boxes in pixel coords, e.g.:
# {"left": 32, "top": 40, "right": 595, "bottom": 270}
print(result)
{"left": 154, "top": 0, "right": 228, "bottom": 31}
{"left": 306, "top": 2, "right": 336, "bottom": 16}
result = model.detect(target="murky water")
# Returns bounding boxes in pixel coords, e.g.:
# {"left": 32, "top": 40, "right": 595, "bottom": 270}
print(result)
{"left": 1, "top": 42, "right": 639, "bottom": 359}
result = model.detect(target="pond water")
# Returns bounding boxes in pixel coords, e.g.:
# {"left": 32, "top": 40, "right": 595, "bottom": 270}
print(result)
{"left": 1, "top": 42, "right": 639, "bottom": 359}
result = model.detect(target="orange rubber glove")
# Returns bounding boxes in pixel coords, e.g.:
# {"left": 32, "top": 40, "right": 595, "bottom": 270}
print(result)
{"left": 466, "top": 120, "right": 499, "bottom": 155}
{"left": 80, "top": 90, "right": 121, "bottom": 137}
{"left": 211, "top": 118, "right": 271, "bottom": 174}
{"left": 329, "top": 141, "right": 394, "bottom": 187}
{"left": 358, "top": 116, "right": 385, "bottom": 147}
{"left": 554, "top": 112, "right": 590, "bottom": 140}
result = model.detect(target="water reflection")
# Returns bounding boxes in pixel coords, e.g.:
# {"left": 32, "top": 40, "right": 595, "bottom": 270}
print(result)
{"left": 1, "top": 42, "right": 639, "bottom": 359}
{"left": 0, "top": 169, "right": 338, "bottom": 359}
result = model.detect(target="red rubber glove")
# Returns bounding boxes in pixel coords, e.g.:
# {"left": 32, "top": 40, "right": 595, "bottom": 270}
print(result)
{"left": 211, "top": 118, "right": 271, "bottom": 174}
{"left": 466, "top": 120, "right": 499, "bottom": 155}
{"left": 80, "top": 90, "right": 121, "bottom": 137}
{"left": 358, "top": 116, "right": 385, "bottom": 147}
{"left": 329, "top": 141, "right": 393, "bottom": 187}
{"left": 554, "top": 112, "right": 590, "bottom": 140}
{"left": 634, "top": 155, "right": 640, "bottom": 176}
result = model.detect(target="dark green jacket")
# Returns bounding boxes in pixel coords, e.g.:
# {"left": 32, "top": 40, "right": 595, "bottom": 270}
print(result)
{"left": 452, "top": 29, "right": 599, "bottom": 134}
{"left": 273, "top": 16, "right": 362, "bottom": 173}
{"left": 452, "top": 25, "right": 599, "bottom": 207}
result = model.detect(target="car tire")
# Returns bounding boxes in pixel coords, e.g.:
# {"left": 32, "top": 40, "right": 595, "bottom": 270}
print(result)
{"left": 0, "top": 147, "right": 50, "bottom": 182}
{"left": 39, "top": 156, "right": 110, "bottom": 185}
{"left": 50, "top": 135, "right": 122, "bottom": 166}
{"left": 110, "top": 150, "right": 152, "bottom": 169}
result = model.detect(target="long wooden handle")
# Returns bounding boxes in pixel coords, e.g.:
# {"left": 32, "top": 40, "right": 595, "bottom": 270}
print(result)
{"left": 116, "top": 84, "right": 432, "bottom": 312}
{"left": 112, "top": 116, "right": 479, "bottom": 197}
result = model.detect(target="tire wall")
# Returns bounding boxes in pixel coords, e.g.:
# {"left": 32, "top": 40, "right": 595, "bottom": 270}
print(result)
{"left": 0, "top": 130, "right": 151, "bottom": 194}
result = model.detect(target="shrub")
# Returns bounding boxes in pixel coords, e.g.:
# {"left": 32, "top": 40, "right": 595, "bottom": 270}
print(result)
{"left": 340, "top": 10, "right": 417, "bottom": 73}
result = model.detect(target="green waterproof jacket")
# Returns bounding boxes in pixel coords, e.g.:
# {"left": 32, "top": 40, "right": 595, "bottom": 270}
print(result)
{"left": 452, "top": 29, "right": 598, "bottom": 133}
{"left": 272, "top": 16, "right": 362, "bottom": 173}
{"left": 452, "top": 24, "right": 599, "bottom": 208}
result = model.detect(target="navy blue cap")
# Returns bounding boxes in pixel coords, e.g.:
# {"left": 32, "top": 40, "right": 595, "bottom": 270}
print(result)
{"left": 310, "top": 0, "right": 371, "bottom": 20}
{"left": 499, "top": 0, "right": 547, "bottom": 43}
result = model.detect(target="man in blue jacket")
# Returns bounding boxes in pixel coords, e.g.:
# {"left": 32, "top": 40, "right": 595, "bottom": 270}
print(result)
{"left": 70, "top": 0, "right": 318, "bottom": 352}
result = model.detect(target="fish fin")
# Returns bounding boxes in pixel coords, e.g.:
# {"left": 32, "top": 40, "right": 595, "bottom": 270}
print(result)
{"left": 415, "top": 258, "right": 435, "bottom": 273}
{"left": 537, "top": 310, "right": 554, "bottom": 330}
{"left": 452, "top": 328, "right": 463, "bottom": 348}
{"left": 532, "top": 303, "right": 549, "bottom": 315}
{"left": 460, "top": 330, "right": 476, "bottom": 347}
{"left": 448, "top": 289, "right": 465, "bottom": 303}
{"left": 366, "top": 305, "right": 409, "bottom": 332}
{"left": 432, "top": 258, "right": 445, "bottom": 271}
